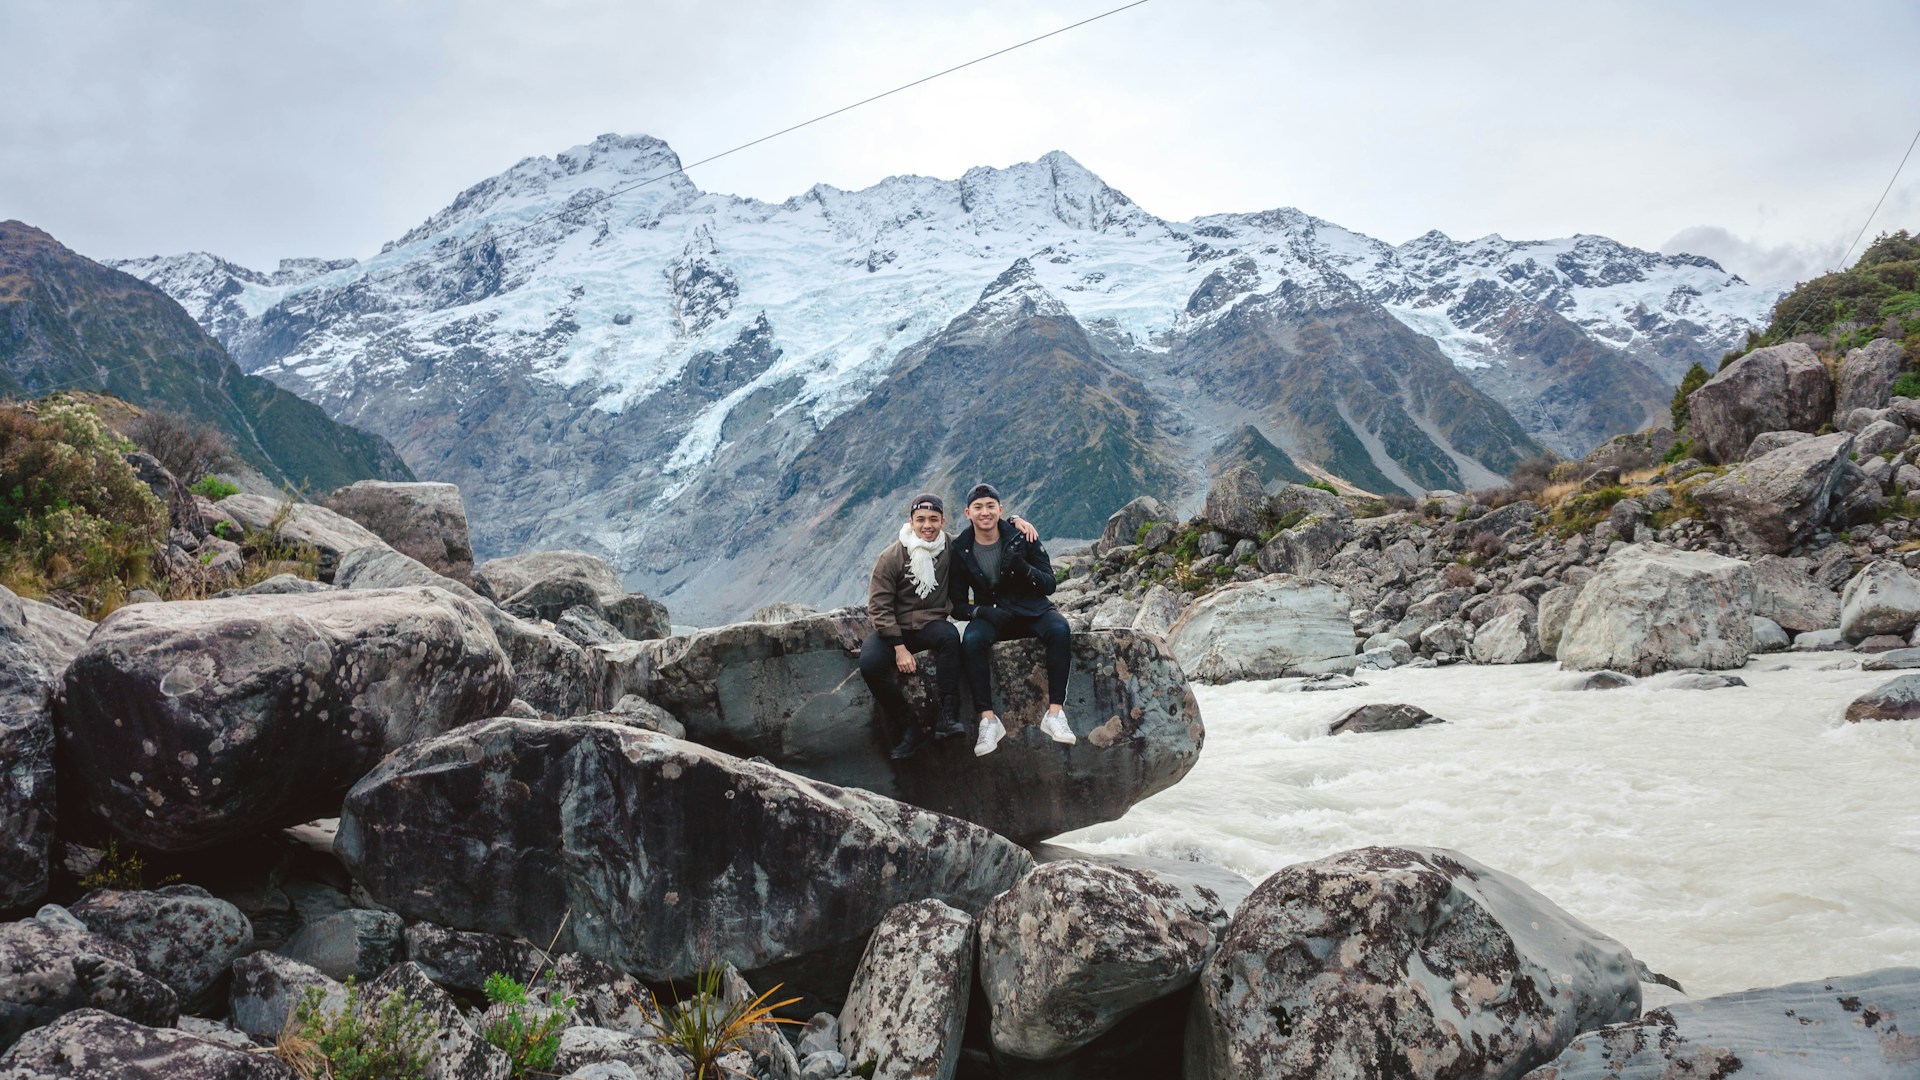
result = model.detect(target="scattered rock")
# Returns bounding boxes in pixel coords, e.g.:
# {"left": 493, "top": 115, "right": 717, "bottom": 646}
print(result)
{"left": 1203, "top": 466, "right": 1268, "bottom": 539}
{"left": 1840, "top": 559, "right": 1920, "bottom": 642}
{"left": 216, "top": 492, "right": 390, "bottom": 582}
{"left": 1858, "top": 634, "right": 1909, "bottom": 652}
{"left": 0, "top": 905, "right": 177, "bottom": 1051}
{"left": 1862, "top": 647, "right": 1920, "bottom": 671}
{"left": 322, "top": 480, "right": 475, "bottom": 581}
{"left": 980, "top": 860, "right": 1228, "bottom": 1062}
{"left": 553, "top": 1025, "right": 687, "bottom": 1078}
{"left": 1471, "top": 597, "right": 1542, "bottom": 664}
{"left": 55, "top": 588, "right": 515, "bottom": 851}
{"left": 1552, "top": 670, "right": 1636, "bottom": 691}
{"left": 0, "top": 586, "right": 92, "bottom": 907}
{"left": 280, "top": 908, "right": 406, "bottom": 983}
{"left": 1522, "top": 967, "right": 1920, "bottom": 1080}
{"left": 1186, "top": 846, "right": 1639, "bottom": 1080}
{"left": 1166, "top": 577, "right": 1356, "bottom": 683}
{"left": 1749, "top": 616, "right": 1790, "bottom": 653}
{"left": 839, "top": 900, "right": 974, "bottom": 1080}
{"left": 1664, "top": 674, "right": 1746, "bottom": 690}
{"left": 69, "top": 885, "right": 252, "bottom": 1012}
{"left": 1692, "top": 432, "right": 1854, "bottom": 554}
{"left": 557, "top": 605, "right": 627, "bottom": 647}
{"left": 1844, "top": 674, "right": 1920, "bottom": 722}
{"left": 1327, "top": 703, "right": 1441, "bottom": 735}
{"left": 337, "top": 719, "right": 1033, "bottom": 993}
{"left": 1556, "top": 544, "right": 1755, "bottom": 676}
{"left": 228, "top": 952, "right": 343, "bottom": 1040}
{"left": 1855, "top": 417, "right": 1910, "bottom": 459}
{"left": 0, "top": 1008, "right": 293, "bottom": 1079}
{"left": 1748, "top": 555, "right": 1841, "bottom": 633}
{"left": 1684, "top": 342, "right": 1833, "bottom": 464}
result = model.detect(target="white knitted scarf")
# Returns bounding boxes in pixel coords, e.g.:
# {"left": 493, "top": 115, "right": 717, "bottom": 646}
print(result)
{"left": 899, "top": 523, "right": 947, "bottom": 599}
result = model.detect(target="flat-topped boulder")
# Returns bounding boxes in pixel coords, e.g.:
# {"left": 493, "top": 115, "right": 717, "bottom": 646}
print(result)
{"left": 56, "top": 587, "right": 514, "bottom": 851}
{"left": 1556, "top": 544, "right": 1755, "bottom": 676}
{"left": 1523, "top": 967, "right": 1920, "bottom": 1080}
{"left": 0, "top": 586, "right": 92, "bottom": 908}
{"left": 336, "top": 718, "right": 1034, "bottom": 993}
{"left": 1165, "top": 577, "right": 1357, "bottom": 683}
{"left": 322, "top": 479, "right": 475, "bottom": 581}
{"left": 632, "top": 611, "right": 1202, "bottom": 845}
{"left": 215, "top": 493, "right": 390, "bottom": 582}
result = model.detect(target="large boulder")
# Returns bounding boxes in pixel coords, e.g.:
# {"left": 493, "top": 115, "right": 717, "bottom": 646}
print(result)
{"left": 0, "top": 587, "right": 91, "bottom": 908}
{"left": 215, "top": 493, "right": 390, "bottom": 582}
{"left": 279, "top": 908, "right": 406, "bottom": 982}
{"left": 1470, "top": 597, "right": 1542, "bottom": 664}
{"left": 1096, "top": 496, "right": 1169, "bottom": 556}
{"left": 336, "top": 719, "right": 1034, "bottom": 994}
{"left": 1691, "top": 432, "right": 1854, "bottom": 554}
{"left": 69, "top": 886, "right": 252, "bottom": 1012}
{"left": 1523, "top": 967, "right": 1920, "bottom": 1080}
{"left": 1840, "top": 560, "right": 1920, "bottom": 642}
{"left": 1254, "top": 515, "right": 1348, "bottom": 577}
{"left": 1186, "top": 846, "right": 1639, "bottom": 1080}
{"left": 1536, "top": 585, "right": 1579, "bottom": 658}
{"left": 979, "top": 860, "right": 1228, "bottom": 1063}
{"left": 1748, "top": 554, "right": 1841, "bottom": 633}
{"left": 322, "top": 480, "right": 475, "bottom": 581}
{"left": 1165, "top": 577, "right": 1357, "bottom": 683}
{"left": 475, "top": 549, "right": 621, "bottom": 609}
{"left": 55, "top": 587, "right": 515, "bottom": 851}
{"left": 1684, "top": 343, "right": 1833, "bottom": 464}
{"left": 0, "top": 1008, "right": 294, "bottom": 1079}
{"left": 1843, "top": 674, "right": 1920, "bottom": 723}
{"left": 1835, "top": 338, "right": 1906, "bottom": 418}
{"left": 0, "top": 905, "right": 178, "bottom": 1051}
{"left": 634, "top": 612, "right": 1202, "bottom": 845}
{"left": 1203, "top": 466, "right": 1267, "bottom": 539}
{"left": 1556, "top": 544, "right": 1755, "bottom": 676}
{"left": 838, "top": 900, "right": 975, "bottom": 1080}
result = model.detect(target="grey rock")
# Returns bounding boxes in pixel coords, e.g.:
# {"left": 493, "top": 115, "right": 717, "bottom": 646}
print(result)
{"left": 228, "top": 952, "right": 343, "bottom": 1040}
{"left": 557, "top": 605, "right": 627, "bottom": 647}
{"left": 590, "top": 695, "right": 687, "bottom": 739}
{"left": 1749, "top": 616, "right": 1790, "bottom": 653}
{"left": 1844, "top": 674, "right": 1920, "bottom": 722}
{"left": 750, "top": 601, "right": 820, "bottom": 623}
{"left": 1255, "top": 514, "right": 1348, "bottom": 576}
{"left": 1417, "top": 617, "right": 1473, "bottom": 658}
{"left": 1790, "top": 627, "right": 1849, "bottom": 651}
{"left": 799, "top": 1050, "right": 847, "bottom": 1079}
{"left": 280, "top": 908, "right": 406, "bottom": 983}
{"left": 0, "top": 586, "right": 91, "bottom": 907}
{"left": 1828, "top": 458, "right": 1888, "bottom": 528}
{"left": 55, "top": 587, "right": 515, "bottom": 852}
{"left": 1086, "top": 595, "right": 1140, "bottom": 631}
{"left": 1748, "top": 554, "right": 1841, "bottom": 633}
{"left": 1840, "top": 559, "right": 1920, "bottom": 642}
{"left": 475, "top": 549, "right": 624, "bottom": 609}
{"left": 1684, "top": 342, "right": 1833, "bottom": 463}
{"left": 1128, "top": 584, "right": 1185, "bottom": 638}
{"left": 634, "top": 612, "right": 1201, "bottom": 845}
{"left": 1741, "top": 429, "right": 1813, "bottom": 460}
{"left": 1293, "top": 672, "right": 1366, "bottom": 692}
{"left": 1355, "top": 639, "right": 1414, "bottom": 671}
{"left": 980, "top": 860, "right": 1227, "bottom": 1062}
{"left": 603, "top": 593, "right": 671, "bottom": 641}
{"left": 0, "top": 905, "right": 177, "bottom": 1051}
{"left": 1862, "top": 647, "right": 1920, "bottom": 670}
{"left": 1521, "top": 967, "right": 1920, "bottom": 1080}
{"left": 839, "top": 900, "right": 973, "bottom": 1080}
{"left": 1898, "top": 463, "right": 1920, "bottom": 493}
{"left": 1186, "top": 846, "right": 1639, "bottom": 1080}
{"left": 1203, "top": 466, "right": 1267, "bottom": 539}
{"left": 718, "top": 964, "right": 803, "bottom": 1080}
{"left": 1856, "top": 417, "right": 1911, "bottom": 459}
{"left": 212, "top": 573, "right": 332, "bottom": 597}
{"left": 1140, "top": 522, "right": 1176, "bottom": 552}
{"left": 1096, "top": 496, "right": 1168, "bottom": 556}
{"left": 565, "top": 1065, "right": 644, "bottom": 1080}
{"left": 1327, "top": 703, "right": 1441, "bottom": 735}
{"left": 1267, "top": 482, "right": 1352, "bottom": 524}
{"left": 1471, "top": 597, "right": 1541, "bottom": 664}
{"left": 216, "top": 492, "right": 390, "bottom": 582}
{"left": 1535, "top": 584, "right": 1579, "bottom": 658}
{"left": 553, "top": 1026, "right": 686, "bottom": 1077}
{"left": 364, "top": 961, "right": 513, "bottom": 1080}
{"left": 406, "top": 924, "right": 548, "bottom": 996}
{"left": 0, "top": 1008, "right": 293, "bottom": 1079}
{"left": 69, "top": 885, "right": 252, "bottom": 1011}
{"left": 1664, "top": 674, "right": 1746, "bottom": 690}
{"left": 1166, "top": 577, "right": 1357, "bottom": 683}
{"left": 1835, "top": 337, "right": 1906, "bottom": 417}
{"left": 322, "top": 480, "right": 475, "bottom": 581}
{"left": 1028, "top": 844, "right": 1256, "bottom": 916}
{"left": 1692, "top": 432, "right": 1854, "bottom": 554}
{"left": 1551, "top": 670, "right": 1636, "bottom": 691}
{"left": 338, "top": 719, "right": 1033, "bottom": 993}
{"left": 796, "top": 1013, "right": 839, "bottom": 1058}
{"left": 1557, "top": 544, "right": 1754, "bottom": 676}
{"left": 1858, "top": 633, "right": 1909, "bottom": 652}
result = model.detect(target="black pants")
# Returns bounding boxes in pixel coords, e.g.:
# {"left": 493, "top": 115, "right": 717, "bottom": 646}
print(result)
{"left": 858, "top": 621, "right": 961, "bottom": 727}
{"left": 962, "top": 610, "right": 1072, "bottom": 710}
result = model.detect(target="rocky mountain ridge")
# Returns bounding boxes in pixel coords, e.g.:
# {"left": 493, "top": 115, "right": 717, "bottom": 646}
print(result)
{"left": 114, "top": 134, "right": 1781, "bottom": 620}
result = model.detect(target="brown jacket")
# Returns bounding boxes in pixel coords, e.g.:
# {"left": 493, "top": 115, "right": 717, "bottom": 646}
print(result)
{"left": 868, "top": 537, "right": 953, "bottom": 644}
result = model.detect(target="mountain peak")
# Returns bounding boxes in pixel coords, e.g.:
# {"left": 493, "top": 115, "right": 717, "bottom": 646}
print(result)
{"left": 555, "top": 133, "right": 687, "bottom": 180}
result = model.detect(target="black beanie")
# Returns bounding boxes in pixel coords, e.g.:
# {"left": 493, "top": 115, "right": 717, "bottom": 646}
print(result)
{"left": 965, "top": 483, "right": 1002, "bottom": 506}
{"left": 907, "top": 492, "right": 944, "bottom": 515}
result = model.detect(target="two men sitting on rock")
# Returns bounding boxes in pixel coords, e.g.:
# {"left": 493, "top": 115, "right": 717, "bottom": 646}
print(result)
{"left": 857, "top": 484, "right": 1076, "bottom": 761}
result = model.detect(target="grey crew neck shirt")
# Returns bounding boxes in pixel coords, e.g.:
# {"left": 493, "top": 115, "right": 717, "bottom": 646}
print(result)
{"left": 974, "top": 536, "right": 1003, "bottom": 592}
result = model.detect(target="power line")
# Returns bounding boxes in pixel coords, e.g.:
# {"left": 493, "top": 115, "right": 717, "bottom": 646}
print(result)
{"left": 1776, "top": 122, "right": 1920, "bottom": 343}
{"left": 360, "top": 0, "right": 1156, "bottom": 289}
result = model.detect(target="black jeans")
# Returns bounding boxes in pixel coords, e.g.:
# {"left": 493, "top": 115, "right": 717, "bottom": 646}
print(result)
{"left": 962, "top": 610, "right": 1072, "bottom": 709}
{"left": 858, "top": 621, "right": 961, "bottom": 727}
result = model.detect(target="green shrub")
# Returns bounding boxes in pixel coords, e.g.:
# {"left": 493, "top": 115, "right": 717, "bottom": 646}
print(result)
{"left": 190, "top": 475, "right": 240, "bottom": 500}
{"left": 1303, "top": 479, "right": 1337, "bottom": 494}
{"left": 1670, "top": 363, "right": 1710, "bottom": 432}
{"left": 644, "top": 964, "right": 800, "bottom": 1080}
{"left": 1893, "top": 373, "right": 1920, "bottom": 400}
{"left": 281, "top": 980, "right": 435, "bottom": 1080}
{"left": 481, "top": 972, "right": 576, "bottom": 1078}
{"left": 1661, "top": 438, "right": 1693, "bottom": 465}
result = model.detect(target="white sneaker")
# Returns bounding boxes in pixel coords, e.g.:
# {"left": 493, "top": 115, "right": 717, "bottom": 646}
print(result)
{"left": 973, "top": 714, "right": 1006, "bottom": 757}
{"left": 1041, "top": 710, "right": 1078, "bottom": 745}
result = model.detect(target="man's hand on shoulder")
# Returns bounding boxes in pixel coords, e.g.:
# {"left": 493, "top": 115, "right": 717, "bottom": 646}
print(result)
{"left": 1009, "top": 515, "right": 1039, "bottom": 543}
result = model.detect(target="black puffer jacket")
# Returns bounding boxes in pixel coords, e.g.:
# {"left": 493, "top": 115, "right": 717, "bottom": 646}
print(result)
{"left": 952, "top": 527, "right": 1057, "bottom": 620}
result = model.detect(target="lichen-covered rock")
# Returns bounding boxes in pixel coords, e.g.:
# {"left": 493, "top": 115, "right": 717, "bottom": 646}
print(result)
{"left": 216, "top": 493, "right": 390, "bottom": 582}
{"left": 979, "top": 860, "right": 1228, "bottom": 1062}
{"left": 405, "top": 922, "right": 546, "bottom": 996}
{"left": 604, "top": 594, "right": 671, "bottom": 642}
{"left": 1835, "top": 338, "right": 1906, "bottom": 418}
{"left": 1129, "top": 584, "right": 1185, "bottom": 638}
{"left": 322, "top": 480, "right": 475, "bottom": 581}
{"left": 1843, "top": 674, "right": 1920, "bottom": 722}
{"left": 280, "top": 908, "right": 406, "bottom": 982}
{"left": 1841, "top": 559, "right": 1920, "bottom": 642}
{"left": 1186, "top": 846, "right": 1639, "bottom": 1080}
{"left": 1556, "top": 544, "right": 1754, "bottom": 676}
{"left": 337, "top": 719, "right": 1033, "bottom": 993}
{"left": 0, "top": 586, "right": 91, "bottom": 908}
{"left": 553, "top": 1026, "right": 688, "bottom": 1078}
{"left": 1691, "top": 432, "right": 1854, "bottom": 554}
{"left": 839, "top": 900, "right": 974, "bottom": 1080}
{"left": 363, "top": 961, "right": 512, "bottom": 1080}
{"left": 1095, "top": 496, "right": 1168, "bottom": 557}
{"left": 1204, "top": 467, "right": 1268, "bottom": 539}
{"left": 1522, "top": 967, "right": 1920, "bottom": 1080}
{"left": 1327, "top": 703, "right": 1440, "bottom": 735}
{"left": 55, "top": 587, "right": 515, "bottom": 851}
{"left": 0, "top": 905, "right": 178, "bottom": 1051}
{"left": 1684, "top": 342, "right": 1833, "bottom": 464}
{"left": 69, "top": 886, "right": 252, "bottom": 1012}
{"left": 0, "top": 1008, "right": 293, "bottom": 1079}
{"left": 634, "top": 612, "right": 1202, "bottom": 845}
{"left": 228, "top": 952, "right": 342, "bottom": 1040}
{"left": 1255, "top": 515, "right": 1348, "bottom": 578}
{"left": 1166, "top": 577, "right": 1357, "bottom": 683}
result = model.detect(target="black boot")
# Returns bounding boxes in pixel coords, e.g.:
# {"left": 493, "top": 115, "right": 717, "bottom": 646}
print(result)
{"left": 931, "top": 694, "right": 967, "bottom": 739}
{"left": 890, "top": 720, "right": 931, "bottom": 759}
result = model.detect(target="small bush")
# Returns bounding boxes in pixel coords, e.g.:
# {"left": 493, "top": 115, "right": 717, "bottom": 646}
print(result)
{"left": 1303, "top": 479, "right": 1337, "bottom": 494}
{"left": 1506, "top": 455, "right": 1561, "bottom": 499}
{"left": 1661, "top": 438, "right": 1693, "bottom": 465}
{"left": 1893, "top": 372, "right": 1920, "bottom": 400}
{"left": 76, "top": 840, "right": 179, "bottom": 891}
{"left": 1548, "top": 485, "right": 1631, "bottom": 538}
{"left": 280, "top": 980, "right": 435, "bottom": 1080}
{"left": 190, "top": 475, "right": 240, "bottom": 500}
{"left": 481, "top": 972, "right": 576, "bottom": 1078}
{"left": 1469, "top": 531, "right": 1505, "bottom": 561}
{"left": 1440, "top": 562, "right": 1477, "bottom": 589}
{"left": 1670, "top": 363, "right": 1710, "bottom": 432}
{"left": 642, "top": 964, "right": 801, "bottom": 1080}
{"left": 125, "top": 408, "right": 236, "bottom": 484}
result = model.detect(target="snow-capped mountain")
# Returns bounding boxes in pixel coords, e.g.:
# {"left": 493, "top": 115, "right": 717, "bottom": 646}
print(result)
{"left": 117, "top": 134, "right": 1780, "bottom": 620}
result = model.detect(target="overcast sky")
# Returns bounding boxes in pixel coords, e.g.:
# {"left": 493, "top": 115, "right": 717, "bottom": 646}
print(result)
{"left": 4, "top": 0, "right": 1917, "bottom": 285}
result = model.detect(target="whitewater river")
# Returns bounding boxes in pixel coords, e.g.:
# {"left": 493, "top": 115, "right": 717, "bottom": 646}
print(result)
{"left": 1057, "top": 653, "right": 1920, "bottom": 998}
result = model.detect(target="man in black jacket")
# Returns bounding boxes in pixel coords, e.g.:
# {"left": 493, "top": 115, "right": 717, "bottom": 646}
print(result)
{"left": 951, "top": 483, "right": 1076, "bottom": 756}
